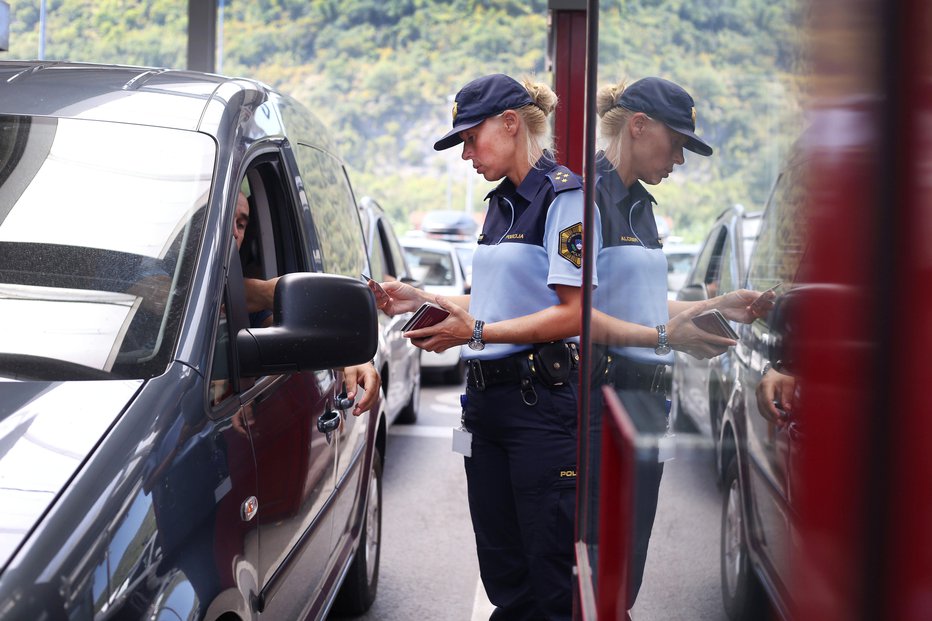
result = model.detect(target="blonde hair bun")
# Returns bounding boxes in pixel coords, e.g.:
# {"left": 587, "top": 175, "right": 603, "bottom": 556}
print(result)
{"left": 522, "top": 78, "right": 558, "bottom": 116}
{"left": 596, "top": 80, "right": 627, "bottom": 118}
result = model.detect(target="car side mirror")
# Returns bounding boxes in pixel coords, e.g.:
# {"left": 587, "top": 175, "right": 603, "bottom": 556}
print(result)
{"left": 237, "top": 273, "right": 378, "bottom": 377}
{"left": 676, "top": 283, "right": 707, "bottom": 302}
{"left": 401, "top": 275, "right": 424, "bottom": 289}
{"left": 766, "top": 284, "right": 864, "bottom": 377}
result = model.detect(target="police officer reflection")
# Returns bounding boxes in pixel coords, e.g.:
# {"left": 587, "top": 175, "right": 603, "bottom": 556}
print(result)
{"left": 588, "top": 77, "right": 773, "bottom": 614}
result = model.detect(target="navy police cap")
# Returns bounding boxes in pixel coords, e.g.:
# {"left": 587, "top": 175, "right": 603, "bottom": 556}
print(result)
{"left": 434, "top": 74, "right": 533, "bottom": 151}
{"left": 616, "top": 77, "right": 713, "bottom": 156}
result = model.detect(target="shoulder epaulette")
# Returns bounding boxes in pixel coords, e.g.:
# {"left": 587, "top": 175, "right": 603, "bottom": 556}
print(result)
{"left": 546, "top": 166, "right": 583, "bottom": 193}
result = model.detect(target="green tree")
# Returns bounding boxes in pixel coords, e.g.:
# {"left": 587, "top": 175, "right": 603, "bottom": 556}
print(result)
{"left": 2, "top": 0, "right": 804, "bottom": 237}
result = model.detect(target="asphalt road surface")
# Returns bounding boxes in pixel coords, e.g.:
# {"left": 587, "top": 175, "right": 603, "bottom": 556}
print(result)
{"left": 331, "top": 380, "right": 728, "bottom": 621}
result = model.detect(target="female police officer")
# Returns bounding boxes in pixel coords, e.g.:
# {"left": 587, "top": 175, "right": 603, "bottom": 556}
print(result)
{"left": 589, "top": 76, "right": 772, "bottom": 613}
{"left": 373, "top": 73, "right": 586, "bottom": 620}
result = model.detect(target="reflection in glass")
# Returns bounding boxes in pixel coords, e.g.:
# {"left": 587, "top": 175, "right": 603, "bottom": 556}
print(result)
{"left": 578, "top": 0, "right": 807, "bottom": 616}
{"left": 0, "top": 116, "right": 215, "bottom": 379}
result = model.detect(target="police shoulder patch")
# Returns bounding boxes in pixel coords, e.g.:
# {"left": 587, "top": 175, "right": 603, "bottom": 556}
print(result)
{"left": 547, "top": 166, "right": 582, "bottom": 193}
{"left": 559, "top": 223, "right": 584, "bottom": 268}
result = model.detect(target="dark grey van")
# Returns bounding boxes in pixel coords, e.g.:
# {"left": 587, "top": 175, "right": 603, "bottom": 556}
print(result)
{"left": 0, "top": 61, "right": 384, "bottom": 620}
{"left": 718, "top": 152, "right": 810, "bottom": 620}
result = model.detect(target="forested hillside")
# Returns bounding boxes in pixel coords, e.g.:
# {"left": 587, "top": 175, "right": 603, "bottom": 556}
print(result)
{"left": 5, "top": 0, "right": 804, "bottom": 240}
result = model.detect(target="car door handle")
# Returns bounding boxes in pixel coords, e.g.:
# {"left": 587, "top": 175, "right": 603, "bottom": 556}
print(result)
{"left": 317, "top": 410, "right": 341, "bottom": 433}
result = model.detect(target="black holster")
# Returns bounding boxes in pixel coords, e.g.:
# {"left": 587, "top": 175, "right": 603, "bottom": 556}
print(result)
{"left": 529, "top": 341, "right": 579, "bottom": 387}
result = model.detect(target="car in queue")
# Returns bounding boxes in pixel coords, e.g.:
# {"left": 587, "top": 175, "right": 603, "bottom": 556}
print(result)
{"left": 400, "top": 235, "right": 471, "bottom": 384}
{"left": 358, "top": 195, "right": 423, "bottom": 424}
{"left": 670, "top": 205, "right": 762, "bottom": 465}
{"left": 663, "top": 241, "right": 701, "bottom": 299}
{"left": 0, "top": 61, "right": 385, "bottom": 621}
{"left": 419, "top": 209, "right": 478, "bottom": 243}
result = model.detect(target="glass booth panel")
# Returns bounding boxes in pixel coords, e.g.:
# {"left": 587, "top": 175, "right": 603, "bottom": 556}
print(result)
{"left": 576, "top": 0, "right": 828, "bottom": 618}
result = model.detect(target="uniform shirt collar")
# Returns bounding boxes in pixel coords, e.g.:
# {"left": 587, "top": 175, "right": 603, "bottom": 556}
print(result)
{"left": 595, "top": 153, "right": 656, "bottom": 208}
{"left": 485, "top": 154, "right": 558, "bottom": 203}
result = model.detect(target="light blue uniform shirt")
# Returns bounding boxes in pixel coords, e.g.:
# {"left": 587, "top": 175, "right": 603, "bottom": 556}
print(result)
{"left": 465, "top": 159, "right": 593, "bottom": 360}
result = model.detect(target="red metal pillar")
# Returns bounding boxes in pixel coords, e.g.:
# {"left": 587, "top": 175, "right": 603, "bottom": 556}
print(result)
{"left": 595, "top": 388, "right": 636, "bottom": 619}
{"left": 549, "top": 0, "right": 587, "bottom": 173}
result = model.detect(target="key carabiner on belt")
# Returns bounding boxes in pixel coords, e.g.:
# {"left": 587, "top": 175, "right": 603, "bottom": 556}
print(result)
{"left": 520, "top": 375, "right": 538, "bottom": 406}
{"left": 650, "top": 364, "right": 668, "bottom": 394}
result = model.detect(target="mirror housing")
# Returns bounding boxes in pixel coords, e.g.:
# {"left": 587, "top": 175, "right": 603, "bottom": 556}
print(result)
{"left": 237, "top": 273, "right": 378, "bottom": 377}
{"left": 766, "top": 283, "right": 866, "bottom": 376}
{"left": 400, "top": 275, "right": 423, "bottom": 289}
{"left": 676, "top": 283, "right": 707, "bottom": 302}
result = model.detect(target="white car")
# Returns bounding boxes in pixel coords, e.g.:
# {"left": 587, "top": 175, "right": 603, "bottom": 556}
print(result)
{"left": 400, "top": 236, "right": 470, "bottom": 383}
{"left": 663, "top": 241, "right": 702, "bottom": 300}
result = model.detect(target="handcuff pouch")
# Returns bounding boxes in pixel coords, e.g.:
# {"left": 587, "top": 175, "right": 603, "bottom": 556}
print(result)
{"left": 530, "top": 341, "right": 578, "bottom": 388}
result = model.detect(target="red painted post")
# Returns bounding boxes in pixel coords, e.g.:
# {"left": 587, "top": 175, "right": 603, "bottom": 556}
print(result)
{"left": 596, "top": 387, "right": 637, "bottom": 620}
{"left": 549, "top": 1, "right": 587, "bottom": 173}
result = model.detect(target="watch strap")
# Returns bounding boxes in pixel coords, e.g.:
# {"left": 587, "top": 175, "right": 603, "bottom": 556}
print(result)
{"left": 655, "top": 324, "right": 669, "bottom": 354}
{"left": 472, "top": 320, "right": 485, "bottom": 344}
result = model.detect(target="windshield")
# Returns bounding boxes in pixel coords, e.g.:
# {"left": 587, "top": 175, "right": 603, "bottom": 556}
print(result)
{"left": 0, "top": 116, "right": 215, "bottom": 380}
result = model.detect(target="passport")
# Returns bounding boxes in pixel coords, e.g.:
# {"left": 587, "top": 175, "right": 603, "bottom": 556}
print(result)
{"left": 401, "top": 302, "right": 450, "bottom": 332}
{"left": 691, "top": 309, "right": 739, "bottom": 340}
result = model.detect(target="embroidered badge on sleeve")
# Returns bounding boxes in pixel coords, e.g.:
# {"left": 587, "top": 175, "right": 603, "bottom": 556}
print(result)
{"left": 559, "top": 223, "right": 584, "bottom": 268}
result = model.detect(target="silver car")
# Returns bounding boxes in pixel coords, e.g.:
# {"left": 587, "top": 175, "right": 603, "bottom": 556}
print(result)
{"left": 400, "top": 235, "right": 470, "bottom": 384}
{"left": 359, "top": 196, "right": 422, "bottom": 424}
{"left": 670, "top": 204, "right": 762, "bottom": 468}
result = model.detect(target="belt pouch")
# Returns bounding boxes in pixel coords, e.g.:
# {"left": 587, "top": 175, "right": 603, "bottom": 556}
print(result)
{"left": 532, "top": 341, "right": 573, "bottom": 387}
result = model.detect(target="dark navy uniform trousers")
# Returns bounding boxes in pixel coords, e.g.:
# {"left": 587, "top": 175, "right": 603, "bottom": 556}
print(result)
{"left": 463, "top": 378, "right": 578, "bottom": 621}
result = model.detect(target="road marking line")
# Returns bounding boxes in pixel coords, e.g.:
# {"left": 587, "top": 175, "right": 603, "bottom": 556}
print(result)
{"left": 388, "top": 425, "right": 453, "bottom": 438}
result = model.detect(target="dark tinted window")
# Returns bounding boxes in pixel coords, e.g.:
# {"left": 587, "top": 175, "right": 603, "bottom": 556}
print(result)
{"left": 688, "top": 225, "right": 727, "bottom": 295}
{"left": 719, "top": 232, "right": 735, "bottom": 293}
{"left": 746, "top": 165, "right": 808, "bottom": 293}
{"left": 368, "top": 224, "right": 387, "bottom": 282}
{"left": 295, "top": 144, "right": 366, "bottom": 278}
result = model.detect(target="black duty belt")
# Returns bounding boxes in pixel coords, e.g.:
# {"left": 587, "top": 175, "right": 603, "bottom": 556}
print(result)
{"left": 465, "top": 353, "right": 528, "bottom": 391}
{"left": 466, "top": 342, "right": 580, "bottom": 392}
{"left": 605, "top": 356, "right": 670, "bottom": 394}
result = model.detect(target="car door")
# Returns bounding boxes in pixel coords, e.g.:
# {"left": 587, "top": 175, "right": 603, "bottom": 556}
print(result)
{"left": 293, "top": 144, "right": 371, "bottom": 554}
{"left": 218, "top": 153, "right": 342, "bottom": 618}
{"left": 737, "top": 165, "right": 807, "bottom": 598}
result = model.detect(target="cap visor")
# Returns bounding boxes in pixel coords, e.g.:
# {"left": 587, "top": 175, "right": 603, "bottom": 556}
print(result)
{"left": 685, "top": 136, "right": 713, "bottom": 156}
{"left": 433, "top": 119, "right": 483, "bottom": 151}
{"left": 667, "top": 123, "right": 713, "bottom": 156}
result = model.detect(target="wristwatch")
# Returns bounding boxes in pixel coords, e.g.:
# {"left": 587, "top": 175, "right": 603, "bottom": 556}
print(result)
{"left": 654, "top": 324, "right": 671, "bottom": 356}
{"left": 468, "top": 320, "right": 486, "bottom": 351}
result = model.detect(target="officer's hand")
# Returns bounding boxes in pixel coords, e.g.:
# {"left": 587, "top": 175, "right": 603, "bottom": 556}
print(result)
{"left": 405, "top": 295, "right": 473, "bottom": 353}
{"left": 377, "top": 280, "right": 428, "bottom": 316}
{"left": 667, "top": 303, "right": 735, "bottom": 359}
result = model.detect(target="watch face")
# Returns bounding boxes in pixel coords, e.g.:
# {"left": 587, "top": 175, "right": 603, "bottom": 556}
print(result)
{"left": 468, "top": 340, "right": 485, "bottom": 351}
{"left": 655, "top": 345, "right": 671, "bottom": 356}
